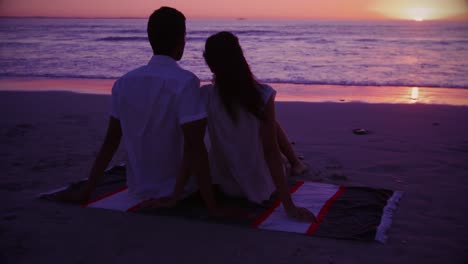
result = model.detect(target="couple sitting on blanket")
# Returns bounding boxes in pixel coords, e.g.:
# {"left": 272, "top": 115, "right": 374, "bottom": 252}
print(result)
{"left": 67, "top": 7, "right": 316, "bottom": 222}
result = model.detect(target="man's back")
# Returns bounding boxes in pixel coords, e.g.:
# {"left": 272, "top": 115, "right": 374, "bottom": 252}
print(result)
{"left": 111, "top": 55, "right": 205, "bottom": 198}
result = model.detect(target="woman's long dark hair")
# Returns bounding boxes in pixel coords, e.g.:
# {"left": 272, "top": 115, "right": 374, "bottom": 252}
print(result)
{"left": 203, "top": 31, "right": 264, "bottom": 122}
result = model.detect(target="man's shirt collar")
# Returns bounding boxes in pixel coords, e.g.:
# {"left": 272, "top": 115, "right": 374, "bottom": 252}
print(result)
{"left": 148, "top": 55, "right": 179, "bottom": 67}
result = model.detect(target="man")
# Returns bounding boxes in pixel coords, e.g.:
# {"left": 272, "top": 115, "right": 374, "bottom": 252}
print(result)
{"left": 68, "top": 7, "right": 218, "bottom": 213}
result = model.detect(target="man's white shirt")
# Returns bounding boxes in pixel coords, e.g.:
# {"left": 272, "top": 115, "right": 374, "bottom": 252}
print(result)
{"left": 111, "top": 55, "right": 206, "bottom": 199}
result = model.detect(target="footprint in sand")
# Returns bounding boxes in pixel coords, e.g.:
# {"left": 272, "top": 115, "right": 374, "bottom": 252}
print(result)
{"left": 285, "top": 158, "right": 323, "bottom": 182}
{"left": 45, "top": 212, "right": 70, "bottom": 225}
{"left": 4, "top": 123, "right": 35, "bottom": 138}
{"left": 60, "top": 114, "right": 89, "bottom": 125}
{"left": 2, "top": 207, "right": 23, "bottom": 220}
{"left": 0, "top": 182, "right": 24, "bottom": 192}
{"left": 292, "top": 166, "right": 324, "bottom": 182}
{"left": 2, "top": 213, "right": 18, "bottom": 221}
{"left": 31, "top": 158, "right": 73, "bottom": 172}
{"left": 325, "top": 158, "right": 343, "bottom": 170}
{"left": 323, "top": 158, "right": 348, "bottom": 181}
{"left": 0, "top": 181, "right": 42, "bottom": 192}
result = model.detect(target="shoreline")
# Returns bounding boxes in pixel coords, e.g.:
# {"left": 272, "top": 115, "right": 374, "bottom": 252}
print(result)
{"left": 1, "top": 77, "right": 468, "bottom": 106}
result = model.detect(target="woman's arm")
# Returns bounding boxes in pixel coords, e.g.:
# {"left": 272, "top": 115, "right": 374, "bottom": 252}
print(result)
{"left": 260, "top": 95, "right": 316, "bottom": 222}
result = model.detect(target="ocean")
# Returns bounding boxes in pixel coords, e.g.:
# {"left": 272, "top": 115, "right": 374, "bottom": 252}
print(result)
{"left": 0, "top": 18, "right": 468, "bottom": 89}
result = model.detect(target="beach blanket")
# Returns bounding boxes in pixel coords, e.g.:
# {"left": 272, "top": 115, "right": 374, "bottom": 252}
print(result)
{"left": 40, "top": 165, "right": 402, "bottom": 243}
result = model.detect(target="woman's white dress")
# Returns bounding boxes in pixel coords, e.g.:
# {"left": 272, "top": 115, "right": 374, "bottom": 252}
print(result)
{"left": 201, "top": 83, "right": 276, "bottom": 204}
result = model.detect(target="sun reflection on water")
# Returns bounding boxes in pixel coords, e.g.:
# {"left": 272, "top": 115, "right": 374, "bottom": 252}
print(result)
{"left": 410, "top": 87, "right": 419, "bottom": 102}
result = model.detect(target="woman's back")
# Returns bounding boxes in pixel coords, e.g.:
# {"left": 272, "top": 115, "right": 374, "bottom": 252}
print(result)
{"left": 202, "top": 83, "right": 276, "bottom": 203}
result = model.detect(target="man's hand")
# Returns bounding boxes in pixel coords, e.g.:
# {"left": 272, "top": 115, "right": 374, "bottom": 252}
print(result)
{"left": 285, "top": 206, "right": 317, "bottom": 222}
{"left": 138, "top": 196, "right": 178, "bottom": 210}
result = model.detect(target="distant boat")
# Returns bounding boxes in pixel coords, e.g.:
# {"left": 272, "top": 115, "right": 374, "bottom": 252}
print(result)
{"left": 236, "top": 18, "right": 247, "bottom": 20}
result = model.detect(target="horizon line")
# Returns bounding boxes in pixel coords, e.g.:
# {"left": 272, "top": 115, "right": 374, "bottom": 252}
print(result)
{"left": 1, "top": 15, "right": 467, "bottom": 22}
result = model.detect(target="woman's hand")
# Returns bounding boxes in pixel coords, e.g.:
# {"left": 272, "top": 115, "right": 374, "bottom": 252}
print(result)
{"left": 285, "top": 205, "right": 317, "bottom": 222}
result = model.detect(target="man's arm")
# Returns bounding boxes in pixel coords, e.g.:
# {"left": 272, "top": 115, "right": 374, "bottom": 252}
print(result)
{"left": 83, "top": 116, "right": 122, "bottom": 197}
{"left": 57, "top": 117, "right": 122, "bottom": 202}
{"left": 56, "top": 77, "right": 122, "bottom": 203}
{"left": 173, "top": 118, "right": 217, "bottom": 211}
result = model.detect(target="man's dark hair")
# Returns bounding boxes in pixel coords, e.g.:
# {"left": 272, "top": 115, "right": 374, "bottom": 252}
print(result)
{"left": 147, "top": 7, "right": 186, "bottom": 55}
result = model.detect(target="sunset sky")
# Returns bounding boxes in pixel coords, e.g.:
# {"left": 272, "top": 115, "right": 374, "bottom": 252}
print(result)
{"left": 0, "top": 0, "right": 467, "bottom": 21}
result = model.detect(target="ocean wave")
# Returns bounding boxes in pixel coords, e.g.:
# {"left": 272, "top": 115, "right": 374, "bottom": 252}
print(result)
{"left": 388, "top": 39, "right": 468, "bottom": 46}
{"left": 186, "top": 37, "right": 209, "bottom": 41}
{"left": 0, "top": 42, "right": 36, "bottom": 47}
{"left": 444, "top": 40, "right": 468, "bottom": 45}
{"left": 0, "top": 72, "right": 115, "bottom": 80}
{"left": 116, "top": 29, "right": 146, "bottom": 34}
{"left": 310, "top": 39, "right": 335, "bottom": 44}
{"left": 232, "top": 30, "right": 278, "bottom": 36}
{"left": 355, "top": 38, "right": 380, "bottom": 42}
{"left": 266, "top": 37, "right": 335, "bottom": 43}
{"left": 256, "top": 78, "right": 468, "bottom": 89}
{"left": 189, "top": 30, "right": 278, "bottom": 36}
{"left": 2, "top": 72, "right": 467, "bottom": 89}
{"left": 95, "top": 36, "right": 207, "bottom": 42}
{"left": 96, "top": 36, "right": 147, "bottom": 42}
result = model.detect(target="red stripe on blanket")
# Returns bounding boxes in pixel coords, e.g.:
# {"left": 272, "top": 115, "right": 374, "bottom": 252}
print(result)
{"left": 126, "top": 199, "right": 151, "bottom": 212}
{"left": 251, "top": 181, "right": 304, "bottom": 228}
{"left": 80, "top": 186, "right": 128, "bottom": 207}
{"left": 306, "top": 186, "right": 346, "bottom": 235}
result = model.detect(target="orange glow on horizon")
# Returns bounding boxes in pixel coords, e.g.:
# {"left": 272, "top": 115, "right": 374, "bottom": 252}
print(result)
{"left": 0, "top": 0, "right": 467, "bottom": 20}
{"left": 372, "top": 0, "right": 468, "bottom": 21}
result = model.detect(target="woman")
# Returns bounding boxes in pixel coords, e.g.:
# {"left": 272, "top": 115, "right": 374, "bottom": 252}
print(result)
{"left": 202, "top": 31, "right": 315, "bottom": 221}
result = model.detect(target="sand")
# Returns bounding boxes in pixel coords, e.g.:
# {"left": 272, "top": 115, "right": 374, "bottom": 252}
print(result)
{"left": 1, "top": 81, "right": 468, "bottom": 264}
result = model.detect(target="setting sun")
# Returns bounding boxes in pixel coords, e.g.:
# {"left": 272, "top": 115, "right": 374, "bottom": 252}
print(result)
{"left": 407, "top": 7, "right": 431, "bottom": 21}
{"left": 372, "top": 0, "right": 468, "bottom": 21}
